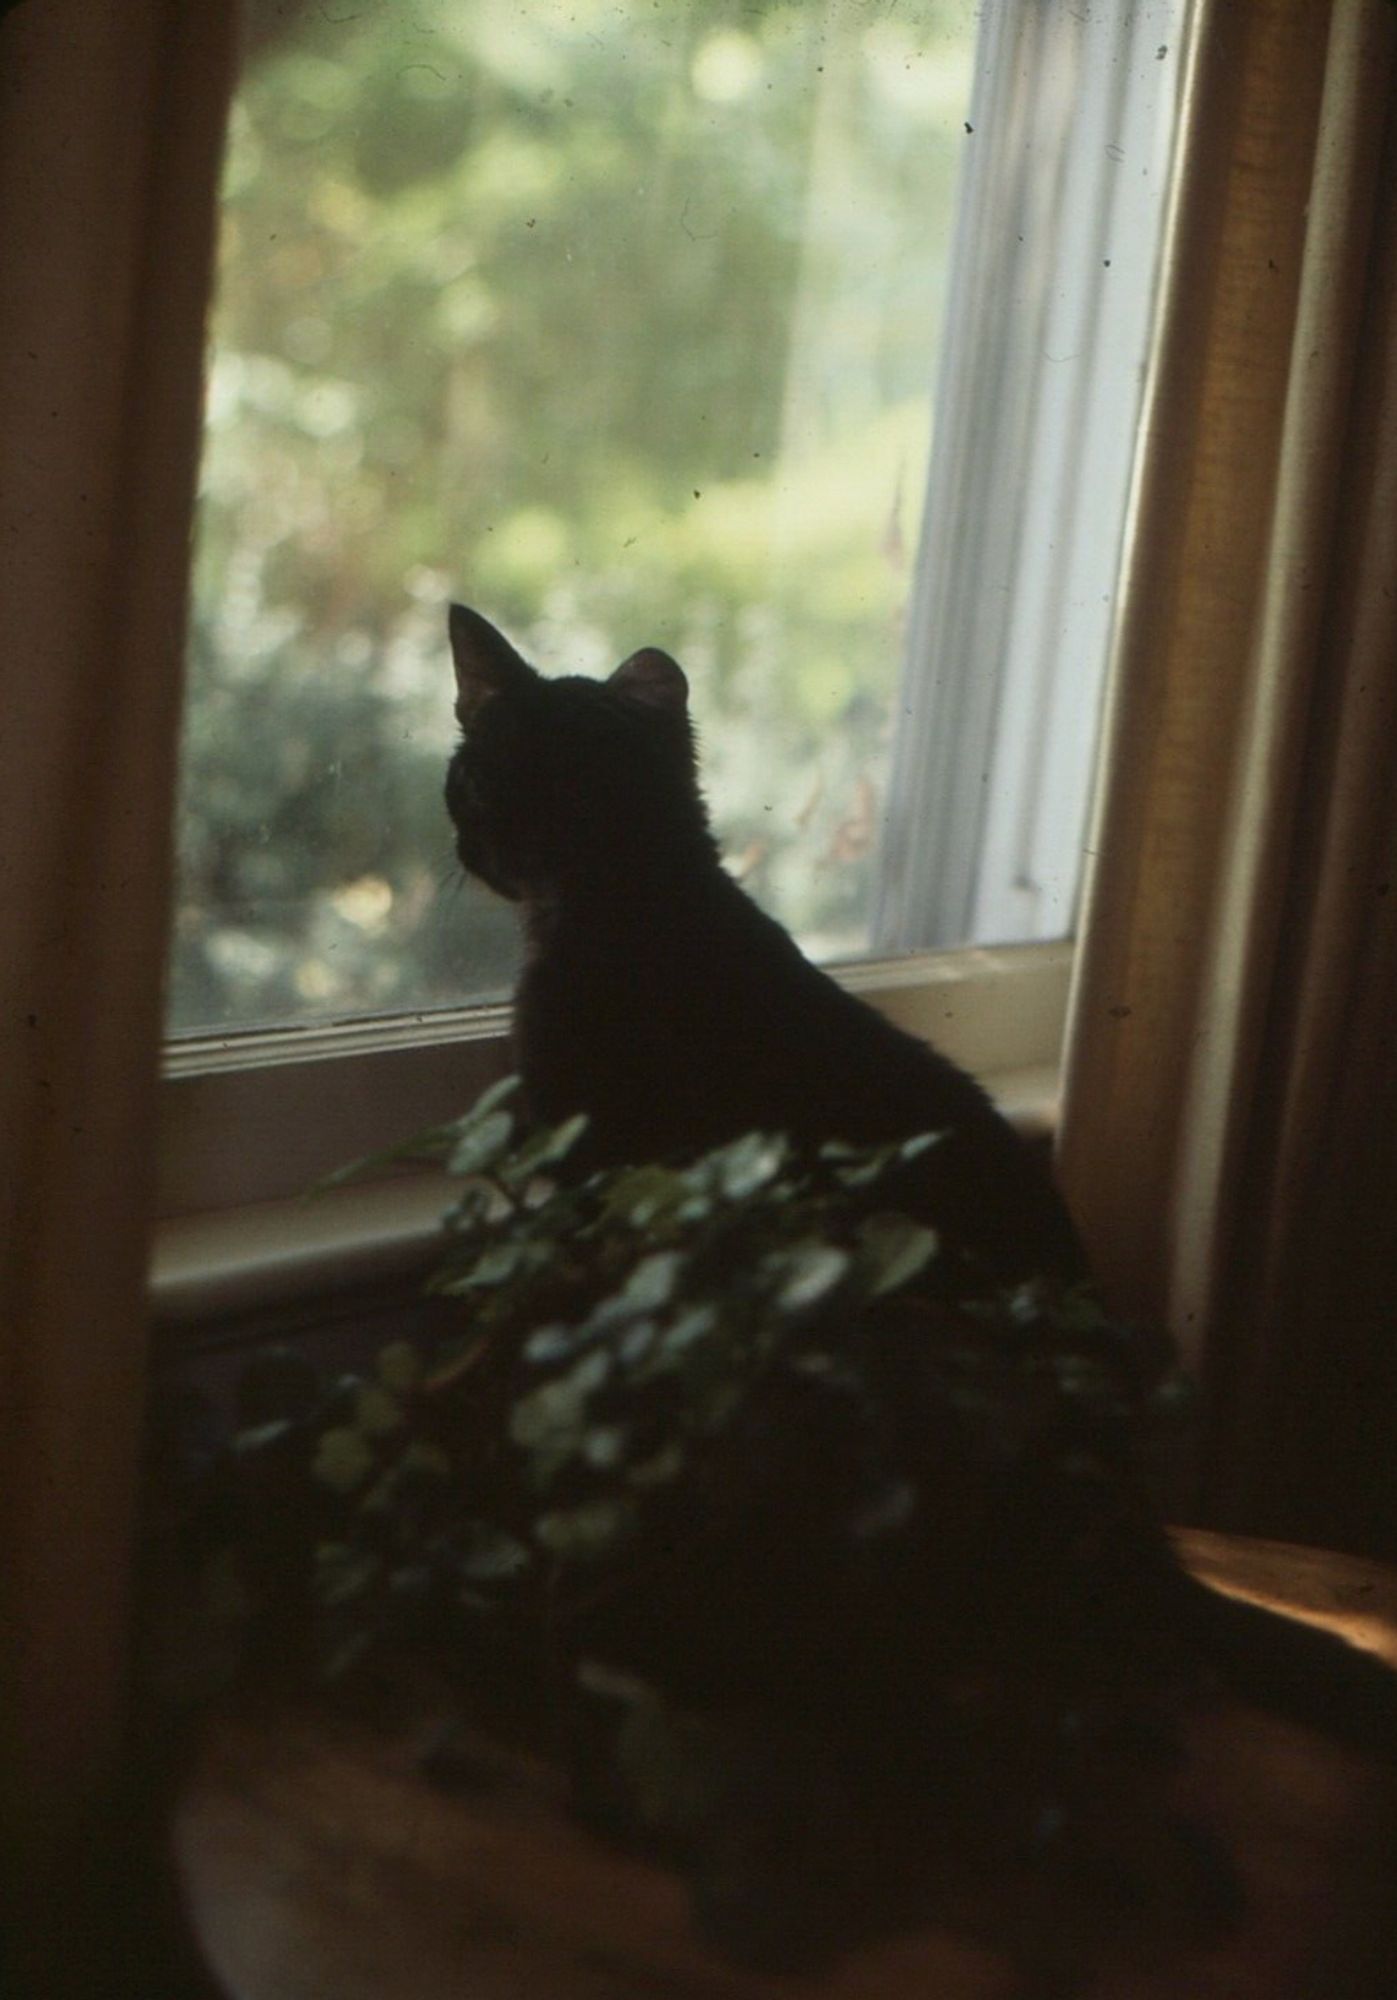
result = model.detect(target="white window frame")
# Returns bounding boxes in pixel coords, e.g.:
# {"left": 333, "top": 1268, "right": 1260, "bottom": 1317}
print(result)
{"left": 152, "top": 942, "right": 1072, "bottom": 1318}
{"left": 874, "top": 0, "right": 1184, "bottom": 951}
{"left": 151, "top": 0, "right": 1187, "bottom": 1318}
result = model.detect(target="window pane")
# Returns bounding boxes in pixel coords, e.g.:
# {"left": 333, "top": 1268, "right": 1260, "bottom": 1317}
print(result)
{"left": 170, "top": 0, "right": 977, "bottom": 1034}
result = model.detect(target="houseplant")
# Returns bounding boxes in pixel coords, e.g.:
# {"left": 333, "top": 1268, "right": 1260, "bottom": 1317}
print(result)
{"left": 166, "top": 1078, "right": 1213, "bottom": 1976}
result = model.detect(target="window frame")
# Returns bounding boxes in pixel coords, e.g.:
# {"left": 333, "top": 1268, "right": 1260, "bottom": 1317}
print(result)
{"left": 152, "top": 939, "right": 1073, "bottom": 1314}
{"left": 151, "top": 0, "right": 1188, "bottom": 1312}
{"left": 873, "top": 0, "right": 1184, "bottom": 953}
{"left": 158, "top": 939, "right": 1070, "bottom": 1217}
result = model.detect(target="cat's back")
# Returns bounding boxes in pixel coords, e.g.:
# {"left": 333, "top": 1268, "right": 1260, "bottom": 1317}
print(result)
{"left": 522, "top": 872, "right": 1083, "bottom": 1281}
{"left": 602, "top": 868, "right": 992, "bottom": 1120}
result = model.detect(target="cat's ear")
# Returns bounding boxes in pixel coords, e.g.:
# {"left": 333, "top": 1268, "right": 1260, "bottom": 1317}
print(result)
{"left": 609, "top": 647, "right": 688, "bottom": 715}
{"left": 448, "top": 604, "right": 533, "bottom": 725}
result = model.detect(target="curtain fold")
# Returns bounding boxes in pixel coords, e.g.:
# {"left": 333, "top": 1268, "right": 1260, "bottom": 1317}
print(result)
{"left": 0, "top": 1, "right": 235, "bottom": 1986}
{"left": 1059, "top": 0, "right": 1397, "bottom": 1558}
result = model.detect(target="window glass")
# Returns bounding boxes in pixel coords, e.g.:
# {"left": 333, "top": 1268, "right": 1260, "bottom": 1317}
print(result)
{"left": 170, "top": 0, "right": 977, "bottom": 1033}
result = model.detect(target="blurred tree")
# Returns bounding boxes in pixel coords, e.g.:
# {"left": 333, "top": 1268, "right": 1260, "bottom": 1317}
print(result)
{"left": 172, "top": 0, "right": 973, "bottom": 1032}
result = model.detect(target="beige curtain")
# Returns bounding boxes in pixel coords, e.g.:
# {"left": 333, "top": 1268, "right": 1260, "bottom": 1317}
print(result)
{"left": 1060, "top": 0, "right": 1397, "bottom": 1559}
{"left": 0, "top": 1, "right": 235, "bottom": 1987}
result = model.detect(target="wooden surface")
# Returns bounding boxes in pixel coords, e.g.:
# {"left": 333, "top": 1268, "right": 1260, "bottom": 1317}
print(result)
{"left": 175, "top": 1533, "right": 1397, "bottom": 1999}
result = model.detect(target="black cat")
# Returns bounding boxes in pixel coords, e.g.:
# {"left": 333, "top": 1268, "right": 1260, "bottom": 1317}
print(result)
{"left": 442, "top": 603, "right": 1397, "bottom": 1777}
{"left": 443, "top": 602, "right": 1083, "bottom": 1284}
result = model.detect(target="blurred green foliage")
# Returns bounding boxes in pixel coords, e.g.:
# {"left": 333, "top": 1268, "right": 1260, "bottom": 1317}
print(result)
{"left": 171, "top": 0, "right": 975, "bottom": 1032}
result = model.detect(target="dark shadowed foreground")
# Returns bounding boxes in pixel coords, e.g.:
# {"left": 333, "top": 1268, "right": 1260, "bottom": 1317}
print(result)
{"left": 174, "top": 1532, "right": 1397, "bottom": 2000}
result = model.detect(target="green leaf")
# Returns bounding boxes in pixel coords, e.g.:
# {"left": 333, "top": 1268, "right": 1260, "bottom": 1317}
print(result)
{"left": 501, "top": 1112, "right": 589, "bottom": 1183}
{"left": 456, "top": 1522, "right": 531, "bottom": 1582}
{"left": 311, "top": 1075, "right": 520, "bottom": 1191}
{"left": 589, "top": 1250, "right": 683, "bottom": 1325}
{"left": 312, "top": 1426, "right": 376, "bottom": 1494}
{"left": 618, "top": 1318, "right": 658, "bottom": 1365}
{"left": 658, "top": 1304, "right": 719, "bottom": 1357}
{"left": 311, "top": 1120, "right": 466, "bottom": 1191}
{"left": 445, "top": 1236, "right": 556, "bottom": 1291}
{"left": 602, "top": 1164, "right": 686, "bottom": 1228}
{"left": 582, "top": 1424, "right": 628, "bottom": 1469}
{"left": 398, "top": 1440, "right": 453, "bottom": 1481}
{"left": 1006, "top": 1283, "right": 1045, "bottom": 1327}
{"left": 674, "top": 1192, "right": 715, "bottom": 1225}
{"left": 828, "top": 1143, "right": 900, "bottom": 1189}
{"left": 314, "top": 1542, "right": 381, "bottom": 1607}
{"left": 709, "top": 1130, "right": 789, "bottom": 1200}
{"left": 447, "top": 1109, "right": 516, "bottom": 1177}
{"left": 1053, "top": 1356, "right": 1110, "bottom": 1397}
{"left": 231, "top": 1417, "right": 297, "bottom": 1458}
{"left": 628, "top": 1250, "right": 684, "bottom": 1308}
{"left": 857, "top": 1213, "right": 939, "bottom": 1297}
{"left": 898, "top": 1130, "right": 944, "bottom": 1162}
{"left": 354, "top": 1384, "right": 404, "bottom": 1435}
{"left": 764, "top": 1242, "right": 851, "bottom": 1312}
{"left": 441, "top": 1179, "right": 506, "bottom": 1232}
{"left": 627, "top": 1441, "right": 685, "bottom": 1487}
{"left": 464, "top": 1073, "right": 523, "bottom": 1122}
{"left": 509, "top": 1348, "right": 610, "bottom": 1450}
{"left": 1047, "top": 1283, "right": 1109, "bottom": 1336}
{"left": 376, "top": 1340, "right": 421, "bottom": 1394}
{"left": 524, "top": 1322, "right": 585, "bottom": 1364}
{"left": 534, "top": 1497, "right": 633, "bottom": 1560}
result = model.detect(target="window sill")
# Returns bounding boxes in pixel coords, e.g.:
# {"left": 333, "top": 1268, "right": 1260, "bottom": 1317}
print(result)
{"left": 158, "top": 941, "right": 1071, "bottom": 1221}
{"left": 149, "top": 1059, "right": 1061, "bottom": 1326}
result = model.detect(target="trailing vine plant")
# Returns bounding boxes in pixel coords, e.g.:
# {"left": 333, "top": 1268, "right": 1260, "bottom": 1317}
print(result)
{"left": 164, "top": 1078, "right": 1215, "bottom": 1977}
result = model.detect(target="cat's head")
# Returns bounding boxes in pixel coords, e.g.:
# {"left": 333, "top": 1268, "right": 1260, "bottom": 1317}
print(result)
{"left": 443, "top": 604, "right": 711, "bottom": 900}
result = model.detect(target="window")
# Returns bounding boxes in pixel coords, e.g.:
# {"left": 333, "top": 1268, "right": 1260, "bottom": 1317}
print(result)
{"left": 158, "top": 0, "right": 1185, "bottom": 1253}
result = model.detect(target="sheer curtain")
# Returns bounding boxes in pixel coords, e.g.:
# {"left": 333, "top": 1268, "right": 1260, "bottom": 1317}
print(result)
{"left": 1060, "top": 0, "right": 1397, "bottom": 1560}
{"left": 0, "top": 1, "right": 235, "bottom": 1987}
